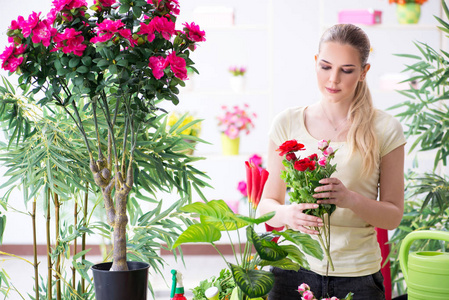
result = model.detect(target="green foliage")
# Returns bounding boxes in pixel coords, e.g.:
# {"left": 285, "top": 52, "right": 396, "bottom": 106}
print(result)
{"left": 191, "top": 268, "right": 235, "bottom": 300}
{"left": 173, "top": 200, "right": 323, "bottom": 299}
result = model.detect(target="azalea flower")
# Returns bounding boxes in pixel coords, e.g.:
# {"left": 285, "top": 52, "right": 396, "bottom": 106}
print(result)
{"left": 151, "top": 16, "right": 176, "bottom": 40}
{"left": 167, "top": 51, "right": 187, "bottom": 80}
{"left": 52, "top": 28, "right": 86, "bottom": 56}
{"left": 52, "top": 0, "right": 88, "bottom": 11}
{"left": 183, "top": 22, "right": 206, "bottom": 42}
{"left": 148, "top": 56, "right": 168, "bottom": 79}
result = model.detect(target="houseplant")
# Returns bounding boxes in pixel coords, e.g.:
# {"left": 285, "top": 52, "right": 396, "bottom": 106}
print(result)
{"left": 228, "top": 66, "right": 247, "bottom": 93}
{"left": 388, "top": 0, "right": 428, "bottom": 24}
{"left": 217, "top": 104, "right": 256, "bottom": 155}
{"left": 386, "top": 0, "right": 449, "bottom": 296}
{"left": 0, "top": 0, "right": 207, "bottom": 298}
{"left": 174, "top": 161, "right": 323, "bottom": 300}
{"left": 167, "top": 111, "right": 203, "bottom": 155}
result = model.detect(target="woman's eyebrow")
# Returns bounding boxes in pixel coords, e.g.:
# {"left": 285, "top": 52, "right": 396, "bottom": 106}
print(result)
{"left": 320, "top": 59, "right": 356, "bottom": 67}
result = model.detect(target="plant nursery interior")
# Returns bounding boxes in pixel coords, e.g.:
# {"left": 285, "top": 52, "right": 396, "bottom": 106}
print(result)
{"left": 0, "top": 0, "right": 448, "bottom": 300}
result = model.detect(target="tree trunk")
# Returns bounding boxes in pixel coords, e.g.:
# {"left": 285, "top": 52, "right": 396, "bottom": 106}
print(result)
{"left": 72, "top": 202, "right": 78, "bottom": 290}
{"left": 46, "top": 189, "right": 52, "bottom": 300}
{"left": 54, "top": 192, "right": 61, "bottom": 300}
{"left": 32, "top": 199, "right": 39, "bottom": 300}
{"left": 110, "top": 190, "right": 129, "bottom": 271}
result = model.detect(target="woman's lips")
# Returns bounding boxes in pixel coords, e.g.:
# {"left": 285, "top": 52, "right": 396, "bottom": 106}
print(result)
{"left": 326, "top": 87, "right": 340, "bottom": 93}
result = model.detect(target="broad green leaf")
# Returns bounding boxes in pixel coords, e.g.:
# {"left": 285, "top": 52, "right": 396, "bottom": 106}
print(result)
{"left": 274, "top": 229, "right": 323, "bottom": 260}
{"left": 229, "top": 263, "right": 274, "bottom": 298}
{"left": 259, "top": 257, "right": 300, "bottom": 271}
{"left": 172, "top": 223, "right": 221, "bottom": 248}
{"left": 249, "top": 226, "right": 287, "bottom": 261}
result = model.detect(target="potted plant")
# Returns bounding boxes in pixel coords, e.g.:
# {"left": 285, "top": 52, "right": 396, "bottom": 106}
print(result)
{"left": 0, "top": 0, "right": 207, "bottom": 299}
{"left": 174, "top": 161, "right": 323, "bottom": 300}
{"left": 228, "top": 66, "right": 247, "bottom": 93}
{"left": 388, "top": 0, "right": 428, "bottom": 24}
{"left": 386, "top": 0, "right": 449, "bottom": 297}
{"left": 217, "top": 104, "right": 256, "bottom": 156}
{"left": 167, "top": 111, "right": 203, "bottom": 155}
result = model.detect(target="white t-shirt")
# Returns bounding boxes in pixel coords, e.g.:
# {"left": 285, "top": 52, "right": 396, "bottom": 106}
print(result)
{"left": 269, "top": 106, "right": 406, "bottom": 276}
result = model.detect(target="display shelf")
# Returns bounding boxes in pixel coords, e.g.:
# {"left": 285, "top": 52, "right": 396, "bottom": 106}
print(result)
{"left": 203, "top": 24, "right": 269, "bottom": 31}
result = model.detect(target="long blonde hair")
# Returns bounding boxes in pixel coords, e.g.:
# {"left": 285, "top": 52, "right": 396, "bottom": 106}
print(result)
{"left": 319, "top": 24, "right": 379, "bottom": 176}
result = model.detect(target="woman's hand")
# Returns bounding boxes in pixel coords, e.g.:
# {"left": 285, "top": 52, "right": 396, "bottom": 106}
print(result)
{"left": 283, "top": 203, "right": 323, "bottom": 235}
{"left": 313, "top": 177, "right": 354, "bottom": 209}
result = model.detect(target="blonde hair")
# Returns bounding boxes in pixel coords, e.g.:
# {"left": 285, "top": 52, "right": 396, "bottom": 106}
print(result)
{"left": 319, "top": 24, "right": 379, "bottom": 176}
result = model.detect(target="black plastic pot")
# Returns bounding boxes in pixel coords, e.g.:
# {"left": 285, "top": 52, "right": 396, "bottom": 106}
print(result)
{"left": 91, "top": 261, "right": 150, "bottom": 300}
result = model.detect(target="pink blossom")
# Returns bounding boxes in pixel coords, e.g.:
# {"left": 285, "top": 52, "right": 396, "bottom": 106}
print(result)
{"left": 91, "top": 20, "right": 137, "bottom": 46}
{"left": 225, "top": 125, "right": 239, "bottom": 139}
{"left": 52, "top": 0, "right": 88, "bottom": 11}
{"left": 153, "top": 0, "right": 180, "bottom": 15}
{"left": 46, "top": 8, "right": 58, "bottom": 24}
{"left": 150, "top": 16, "right": 176, "bottom": 40}
{"left": 137, "top": 22, "right": 156, "bottom": 42}
{"left": 318, "top": 139, "right": 329, "bottom": 150}
{"left": 53, "top": 28, "right": 86, "bottom": 56}
{"left": 298, "top": 283, "right": 310, "bottom": 292}
{"left": 237, "top": 180, "right": 247, "bottom": 197}
{"left": 249, "top": 154, "right": 262, "bottom": 167}
{"left": 167, "top": 52, "right": 187, "bottom": 80}
{"left": 148, "top": 56, "right": 168, "bottom": 79}
{"left": 0, "top": 44, "right": 26, "bottom": 72}
{"left": 95, "top": 0, "right": 116, "bottom": 7}
{"left": 301, "top": 290, "right": 315, "bottom": 300}
{"left": 21, "top": 12, "right": 41, "bottom": 38}
{"left": 9, "top": 16, "right": 25, "bottom": 31}
{"left": 318, "top": 156, "right": 327, "bottom": 167}
{"left": 31, "top": 19, "right": 57, "bottom": 47}
{"left": 323, "top": 146, "right": 334, "bottom": 157}
{"left": 183, "top": 22, "right": 206, "bottom": 42}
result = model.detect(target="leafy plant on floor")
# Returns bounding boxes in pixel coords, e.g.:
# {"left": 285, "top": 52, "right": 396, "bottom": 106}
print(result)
{"left": 387, "top": 0, "right": 449, "bottom": 295}
{"left": 192, "top": 268, "right": 235, "bottom": 300}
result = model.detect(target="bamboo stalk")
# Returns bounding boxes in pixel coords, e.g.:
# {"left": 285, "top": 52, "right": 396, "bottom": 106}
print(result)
{"left": 54, "top": 192, "right": 61, "bottom": 300}
{"left": 46, "top": 189, "right": 52, "bottom": 300}
{"left": 72, "top": 201, "right": 78, "bottom": 290}
{"left": 32, "top": 199, "right": 39, "bottom": 300}
{"left": 81, "top": 182, "right": 88, "bottom": 294}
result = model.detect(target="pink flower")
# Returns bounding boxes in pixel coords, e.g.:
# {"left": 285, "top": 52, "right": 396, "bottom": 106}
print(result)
{"left": 151, "top": 16, "right": 176, "bottom": 40}
{"left": 9, "top": 15, "right": 25, "bottom": 32}
{"left": 323, "top": 146, "right": 334, "bottom": 157}
{"left": 31, "top": 19, "right": 57, "bottom": 47}
{"left": 298, "top": 283, "right": 310, "bottom": 292}
{"left": 318, "top": 156, "right": 327, "bottom": 167}
{"left": 148, "top": 56, "right": 168, "bottom": 79}
{"left": 225, "top": 125, "right": 239, "bottom": 139}
{"left": 91, "top": 20, "right": 137, "bottom": 46}
{"left": 21, "top": 12, "right": 41, "bottom": 38}
{"left": 249, "top": 154, "right": 263, "bottom": 167}
{"left": 237, "top": 180, "right": 247, "bottom": 197}
{"left": 154, "top": 0, "right": 180, "bottom": 15}
{"left": 0, "top": 44, "right": 27, "bottom": 72}
{"left": 167, "top": 52, "right": 187, "bottom": 80}
{"left": 53, "top": 28, "right": 86, "bottom": 56}
{"left": 137, "top": 22, "right": 156, "bottom": 42}
{"left": 183, "top": 22, "right": 206, "bottom": 42}
{"left": 95, "top": 0, "right": 116, "bottom": 7}
{"left": 318, "top": 139, "right": 329, "bottom": 150}
{"left": 302, "top": 290, "right": 315, "bottom": 300}
{"left": 52, "top": 0, "right": 88, "bottom": 11}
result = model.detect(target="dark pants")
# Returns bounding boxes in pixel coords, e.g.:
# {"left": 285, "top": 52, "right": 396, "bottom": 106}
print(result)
{"left": 268, "top": 267, "right": 385, "bottom": 300}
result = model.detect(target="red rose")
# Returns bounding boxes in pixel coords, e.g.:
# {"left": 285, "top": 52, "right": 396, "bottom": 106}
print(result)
{"left": 308, "top": 153, "right": 318, "bottom": 161}
{"left": 286, "top": 152, "right": 297, "bottom": 161}
{"left": 277, "top": 140, "right": 305, "bottom": 156}
{"left": 294, "top": 158, "right": 311, "bottom": 172}
{"left": 308, "top": 160, "right": 316, "bottom": 171}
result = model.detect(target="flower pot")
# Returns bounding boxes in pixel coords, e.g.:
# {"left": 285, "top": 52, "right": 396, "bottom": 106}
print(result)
{"left": 91, "top": 261, "right": 150, "bottom": 300}
{"left": 230, "top": 287, "right": 264, "bottom": 300}
{"left": 396, "top": 3, "right": 421, "bottom": 24}
{"left": 229, "top": 76, "right": 246, "bottom": 93}
{"left": 221, "top": 134, "right": 240, "bottom": 156}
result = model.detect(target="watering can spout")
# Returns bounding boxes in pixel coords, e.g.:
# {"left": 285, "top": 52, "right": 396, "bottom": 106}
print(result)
{"left": 399, "top": 230, "right": 449, "bottom": 300}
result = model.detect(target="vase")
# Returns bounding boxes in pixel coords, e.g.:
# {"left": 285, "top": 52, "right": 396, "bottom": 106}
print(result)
{"left": 229, "top": 76, "right": 246, "bottom": 93}
{"left": 396, "top": 3, "right": 421, "bottom": 24}
{"left": 91, "top": 261, "right": 150, "bottom": 300}
{"left": 221, "top": 134, "right": 240, "bottom": 156}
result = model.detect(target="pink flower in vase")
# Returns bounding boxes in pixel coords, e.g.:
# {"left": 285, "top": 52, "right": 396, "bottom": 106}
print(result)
{"left": 237, "top": 180, "right": 247, "bottom": 197}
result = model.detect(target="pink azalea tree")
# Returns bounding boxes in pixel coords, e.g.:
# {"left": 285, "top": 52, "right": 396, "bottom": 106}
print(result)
{"left": 1, "top": 0, "right": 206, "bottom": 279}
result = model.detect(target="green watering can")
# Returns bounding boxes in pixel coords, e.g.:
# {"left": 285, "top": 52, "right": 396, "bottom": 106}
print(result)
{"left": 399, "top": 230, "right": 449, "bottom": 300}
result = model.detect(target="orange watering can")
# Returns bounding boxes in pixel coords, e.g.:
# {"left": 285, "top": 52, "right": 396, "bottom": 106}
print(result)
{"left": 399, "top": 230, "right": 449, "bottom": 300}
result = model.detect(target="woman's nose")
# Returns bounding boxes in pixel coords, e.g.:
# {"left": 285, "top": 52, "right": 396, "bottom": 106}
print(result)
{"left": 329, "top": 70, "right": 340, "bottom": 84}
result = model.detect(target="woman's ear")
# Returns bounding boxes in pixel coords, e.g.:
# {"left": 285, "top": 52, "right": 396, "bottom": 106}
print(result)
{"left": 360, "top": 63, "right": 371, "bottom": 81}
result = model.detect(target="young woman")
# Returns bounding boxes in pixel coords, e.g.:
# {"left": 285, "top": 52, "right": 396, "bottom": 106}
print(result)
{"left": 259, "top": 24, "right": 406, "bottom": 300}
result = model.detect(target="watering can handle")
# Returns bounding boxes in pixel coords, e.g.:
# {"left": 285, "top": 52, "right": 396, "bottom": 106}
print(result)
{"left": 399, "top": 230, "right": 449, "bottom": 282}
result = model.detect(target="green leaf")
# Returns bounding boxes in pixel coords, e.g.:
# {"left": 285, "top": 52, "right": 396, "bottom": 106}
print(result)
{"left": 69, "top": 57, "right": 81, "bottom": 68}
{"left": 249, "top": 226, "right": 287, "bottom": 262}
{"left": 274, "top": 229, "right": 323, "bottom": 260}
{"left": 259, "top": 257, "right": 300, "bottom": 271}
{"left": 229, "top": 263, "right": 274, "bottom": 298}
{"left": 172, "top": 223, "right": 221, "bottom": 248}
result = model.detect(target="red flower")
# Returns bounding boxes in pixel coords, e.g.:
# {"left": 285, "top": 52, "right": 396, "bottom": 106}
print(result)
{"left": 308, "top": 153, "right": 318, "bottom": 161}
{"left": 294, "top": 158, "right": 315, "bottom": 172}
{"left": 276, "top": 139, "right": 305, "bottom": 156}
{"left": 245, "top": 161, "right": 269, "bottom": 209}
{"left": 286, "top": 152, "right": 297, "bottom": 161}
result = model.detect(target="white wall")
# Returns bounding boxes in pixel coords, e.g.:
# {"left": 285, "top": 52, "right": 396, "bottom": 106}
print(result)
{"left": 0, "top": 0, "right": 445, "bottom": 244}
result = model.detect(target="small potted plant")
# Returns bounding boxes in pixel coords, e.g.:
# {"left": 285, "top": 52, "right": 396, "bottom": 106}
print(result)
{"left": 167, "top": 111, "right": 203, "bottom": 155}
{"left": 228, "top": 65, "right": 247, "bottom": 93}
{"left": 388, "top": 0, "right": 428, "bottom": 24}
{"left": 217, "top": 104, "right": 256, "bottom": 156}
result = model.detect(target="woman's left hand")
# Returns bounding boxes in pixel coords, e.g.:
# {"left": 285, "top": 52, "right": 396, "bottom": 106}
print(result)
{"left": 313, "top": 177, "right": 354, "bottom": 209}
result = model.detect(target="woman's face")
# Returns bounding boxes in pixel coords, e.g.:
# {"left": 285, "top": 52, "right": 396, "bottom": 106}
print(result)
{"left": 315, "top": 41, "right": 369, "bottom": 104}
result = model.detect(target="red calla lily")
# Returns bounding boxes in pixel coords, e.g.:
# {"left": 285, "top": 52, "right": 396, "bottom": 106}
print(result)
{"left": 245, "top": 161, "right": 269, "bottom": 208}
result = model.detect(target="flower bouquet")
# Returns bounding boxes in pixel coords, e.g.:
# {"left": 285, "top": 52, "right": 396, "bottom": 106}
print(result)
{"left": 277, "top": 139, "right": 337, "bottom": 273}
{"left": 217, "top": 104, "right": 255, "bottom": 139}
{"left": 297, "top": 283, "right": 353, "bottom": 300}
{"left": 228, "top": 66, "right": 246, "bottom": 77}
{"left": 174, "top": 161, "right": 323, "bottom": 299}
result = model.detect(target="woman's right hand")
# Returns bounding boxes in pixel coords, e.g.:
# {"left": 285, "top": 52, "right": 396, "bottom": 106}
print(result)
{"left": 282, "top": 203, "right": 323, "bottom": 235}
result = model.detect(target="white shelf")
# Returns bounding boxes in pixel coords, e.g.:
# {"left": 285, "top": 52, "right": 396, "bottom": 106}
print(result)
{"left": 202, "top": 24, "right": 269, "bottom": 31}
{"left": 323, "top": 23, "right": 438, "bottom": 31}
{"left": 181, "top": 89, "right": 270, "bottom": 96}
